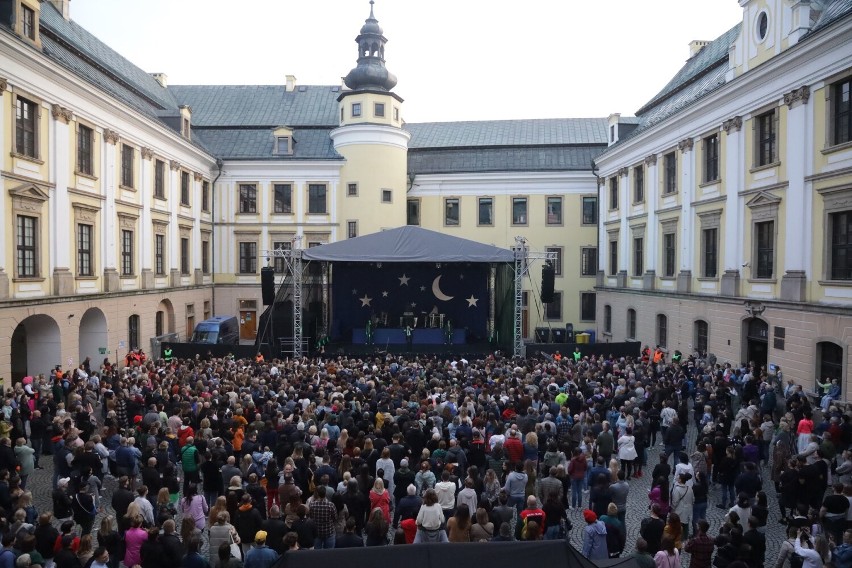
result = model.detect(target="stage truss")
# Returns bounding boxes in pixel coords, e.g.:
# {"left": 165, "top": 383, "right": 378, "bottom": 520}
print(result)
{"left": 262, "top": 237, "right": 305, "bottom": 358}
{"left": 512, "top": 237, "right": 558, "bottom": 358}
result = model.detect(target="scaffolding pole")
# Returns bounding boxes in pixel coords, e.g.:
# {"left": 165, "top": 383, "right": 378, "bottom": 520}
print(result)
{"left": 261, "top": 236, "right": 304, "bottom": 358}
{"left": 511, "top": 236, "right": 559, "bottom": 358}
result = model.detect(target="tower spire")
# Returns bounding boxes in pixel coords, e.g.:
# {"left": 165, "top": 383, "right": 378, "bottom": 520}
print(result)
{"left": 344, "top": 1, "right": 397, "bottom": 92}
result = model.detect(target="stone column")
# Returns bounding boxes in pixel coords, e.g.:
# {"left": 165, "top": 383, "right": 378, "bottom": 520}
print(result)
{"left": 102, "top": 129, "right": 120, "bottom": 292}
{"left": 721, "top": 116, "right": 743, "bottom": 297}
{"left": 50, "top": 105, "right": 74, "bottom": 296}
{"left": 140, "top": 147, "right": 154, "bottom": 289}
{"left": 781, "top": 86, "right": 811, "bottom": 301}
{"left": 643, "top": 154, "right": 658, "bottom": 290}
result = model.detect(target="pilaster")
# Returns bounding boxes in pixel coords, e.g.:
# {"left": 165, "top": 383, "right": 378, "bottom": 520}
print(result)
{"left": 0, "top": 80, "right": 7, "bottom": 275}
{"left": 780, "top": 270, "right": 807, "bottom": 302}
{"left": 50, "top": 104, "right": 73, "bottom": 277}
{"left": 721, "top": 269, "right": 741, "bottom": 297}
{"left": 103, "top": 267, "right": 119, "bottom": 292}
{"left": 783, "top": 86, "right": 810, "bottom": 287}
{"left": 616, "top": 270, "right": 627, "bottom": 288}
{"left": 677, "top": 270, "right": 692, "bottom": 293}
{"left": 723, "top": 116, "right": 744, "bottom": 269}
{"left": 643, "top": 270, "right": 656, "bottom": 290}
{"left": 645, "top": 154, "right": 659, "bottom": 272}
{"left": 141, "top": 268, "right": 154, "bottom": 289}
{"left": 52, "top": 267, "right": 74, "bottom": 296}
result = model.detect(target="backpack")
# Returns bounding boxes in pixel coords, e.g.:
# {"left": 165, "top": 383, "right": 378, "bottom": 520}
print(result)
{"left": 789, "top": 552, "right": 804, "bottom": 568}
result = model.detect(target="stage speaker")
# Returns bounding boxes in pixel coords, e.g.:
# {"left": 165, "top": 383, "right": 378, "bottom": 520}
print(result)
{"left": 535, "top": 327, "right": 551, "bottom": 343}
{"left": 552, "top": 328, "right": 565, "bottom": 343}
{"left": 261, "top": 267, "right": 276, "bottom": 305}
{"left": 540, "top": 262, "right": 555, "bottom": 304}
{"left": 565, "top": 323, "right": 575, "bottom": 343}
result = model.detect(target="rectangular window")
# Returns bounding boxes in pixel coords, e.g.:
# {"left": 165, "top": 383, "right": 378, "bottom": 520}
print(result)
{"left": 627, "top": 309, "right": 637, "bottom": 339}
{"left": 545, "top": 291, "right": 562, "bottom": 321}
{"left": 272, "top": 241, "right": 291, "bottom": 273}
{"left": 546, "top": 196, "right": 562, "bottom": 225}
{"left": 202, "top": 239, "right": 210, "bottom": 274}
{"left": 180, "top": 171, "right": 190, "bottom": 206}
{"left": 703, "top": 228, "right": 718, "bottom": 278}
{"left": 512, "top": 197, "right": 528, "bottom": 225}
{"left": 581, "top": 247, "right": 597, "bottom": 276}
{"left": 664, "top": 152, "right": 677, "bottom": 194}
{"left": 546, "top": 247, "right": 562, "bottom": 276}
{"left": 582, "top": 196, "right": 598, "bottom": 225}
{"left": 831, "top": 211, "right": 852, "bottom": 280}
{"left": 755, "top": 220, "right": 775, "bottom": 278}
{"left": 120, "top": 229, "right": 134, "bottom": 276}
{"left": 756, "top": 110, "right": 777, "bottom": 167}
{"left": 633, "top": 237, "right": 644, "bottom": 276}
{"left": 239, "top": 242, "right": 257, "bottom": 274}
{"left": 351, "top": 102, "right": 361, "bottom": 118}
{"left": 704, "top": 134, "right": 719, "bottom": 182}
{"left": 609, "top": 240, "right": 618, "bottom": 276}
{"left": 16, "top": 216, "right": 37, "bottom": 278}
{"left": 407, "top": 199, "right": 420, "bottom": 225}
{"left": 77, "top": 224, "right": 93, "bottom": 277}
{"left": 348, "top": 221, "right": 358, "bottom": 239}
{"left": 154, "top": 160, "right": 165, "bottom": 198}
{"left": 201, "top": 181, "right": 209, "bottom": 211}
{"left": 347, "top": 183, "right": 358, "bottom": 196}
{"left": 604, "top": 305, "right": 612, "bottom": 333}
{"left": 833, "top": 77, "right": 852, "bottom": 146}
{"left": 374, "top": 103, "right": 385, "bottom": 117}
{"left": 15, "top": 97, "right": 37, "bottom": 158}
{"left": 203, "top": 300, "right": 211, "bottom": 320}
{"left": 180, "top": 237, "right": 189, "bottom": 275}
{"left": 308, "top": 184, "right": 327, "bottom": 214}
{"left": 155, "top": 234, "right": 165, "bottom": 276}
{"left": 275, "top": 136, "right": 290, "bottom": 155}
{"left": 663, "top": 232, "right": 676, "bottom": 277}
{"left": 22, "top": 5, "right": 35, "bottom": 39}
{"left": 121, "top": 144, "right": 134, "bottom": 188}
{"left": 580, "top": 292, "right": 596, "bottom": 321}
{"left": 273, "top": 183, "right": 292, "bottom": 213}
{"left": 609, "top": 178, "right": 619, "bottom": 209}
{"left": 445, "top": 198, "right": 460, "bottom": 226}
{"left": 634, "top": 166, "right": 644, "bottom": 203}
{"left": 381, "top": 189, "right": 392, "bottom": 203}
{"left": 657, "top": 315, "right": 668, "bottom": 348}
{"left": 239, "top": 183, "right": 257, "bottom": 213}
{"left": 77, "top": 125, "right": 93, "bottom": 175}
{"left": 478, "top": 197, "right": 493, "bottom": 226}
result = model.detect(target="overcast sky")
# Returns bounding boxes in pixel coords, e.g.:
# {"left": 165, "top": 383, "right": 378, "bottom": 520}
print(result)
{"left": 68, "top": 0, "right": 744, "bottom": 124}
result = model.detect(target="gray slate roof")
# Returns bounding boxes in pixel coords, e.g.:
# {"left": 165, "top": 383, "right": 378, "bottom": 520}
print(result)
{"left": 808, "top": 0, "right": 852, "bottom": 34}
{"left": 408, "top": 146, "right": 604, "bottom": 175}
{"left": 406, "top": 119, "right": 609, "bottom": 148}
{"left": 169, "top": 85, "right": 341, "bottom": 127}
{"left": 192, "top": 128, "right": 341, "bottom": 160}
{"left": 38, "top": 2, "right": 177, "bottom": 115}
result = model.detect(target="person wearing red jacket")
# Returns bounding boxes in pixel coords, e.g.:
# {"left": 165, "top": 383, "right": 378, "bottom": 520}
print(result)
{"left": 503, "top": 429, "right": 524, "bottom": 465}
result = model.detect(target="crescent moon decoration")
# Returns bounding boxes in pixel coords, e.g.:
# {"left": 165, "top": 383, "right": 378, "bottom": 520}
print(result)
{"left": 432, "top": 275, "right": 454, "bottom": 301}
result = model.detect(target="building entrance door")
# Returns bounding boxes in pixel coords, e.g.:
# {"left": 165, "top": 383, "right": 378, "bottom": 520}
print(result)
{"left": 745, "top": 318, "right": 769, "bottom": 369}
{"left": 240, "top": 311, "right": 256, "bottom": 340}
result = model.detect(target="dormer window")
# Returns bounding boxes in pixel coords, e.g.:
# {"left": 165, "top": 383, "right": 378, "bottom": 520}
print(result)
{"left": 22, "top": 5, "right": 35, "bottom": 39}
{"left": 275, "top": 136, "right": 292, "bottom": 155}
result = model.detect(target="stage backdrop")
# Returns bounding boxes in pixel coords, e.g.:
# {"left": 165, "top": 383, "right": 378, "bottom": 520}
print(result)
{"left": 331, "top": 262, "right": 489, "bottom": 341}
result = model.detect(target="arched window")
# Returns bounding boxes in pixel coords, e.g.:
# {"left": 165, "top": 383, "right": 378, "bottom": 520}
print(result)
{"left": 128, "top": 315, "right": 140, "bottom": 350}
{"left": 604, "top": 305, "right": 612, "bottom": 333}
{"left": 657, "top": 314, "right": 668, "bottom": 348}
{"left": 627, "top": 309, "right": 637, "bottom": 340}
{"left": 155, "top": 311, "right": 164, "bottom": 337}
{"left": 695, "top": 320, "right": 709, "bottom": 354}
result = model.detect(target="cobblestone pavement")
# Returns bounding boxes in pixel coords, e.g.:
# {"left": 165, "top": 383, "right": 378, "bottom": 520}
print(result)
{"left": 26, "top": 423, "right": 793, "bottom": 564}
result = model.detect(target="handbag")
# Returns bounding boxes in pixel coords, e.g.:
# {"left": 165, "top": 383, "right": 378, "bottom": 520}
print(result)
{"left": 228, "top": 530, "right": 242, "bottom": 560}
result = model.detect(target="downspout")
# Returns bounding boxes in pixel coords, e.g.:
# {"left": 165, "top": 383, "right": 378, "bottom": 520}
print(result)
{"left": 211, "top": 158, "right": 223, "bottom": 313}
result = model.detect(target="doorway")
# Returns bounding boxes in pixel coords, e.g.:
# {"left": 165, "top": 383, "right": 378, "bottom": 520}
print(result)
{"left": 744, "top": 318, "right": 769, "bottom": 369}
{"left": 79, "top": 308, "right": 108, "bottom": 369}
{"left": 240, "top": 310, "right": 257, "bottom": 340}
{"left": 10, "top": 315, "right": 61, "bottom": 384}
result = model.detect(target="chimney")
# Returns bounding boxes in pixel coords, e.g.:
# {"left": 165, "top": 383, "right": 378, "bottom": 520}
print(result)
{"left": 49, "top": 0, "right": 70, "bottom": 20}
{"left": 689, "top": 40, "right": 711, "bottom": 57}
{"left": 285, "top": 75, "right": 297, "bottom": 92}
{"left": 151, "top": 73, "right": 168, "bottom": 88}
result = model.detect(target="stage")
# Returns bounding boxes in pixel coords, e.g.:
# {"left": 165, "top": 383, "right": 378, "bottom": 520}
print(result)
{"left": 352, "top": 327, "right": 467, "bottom": 345}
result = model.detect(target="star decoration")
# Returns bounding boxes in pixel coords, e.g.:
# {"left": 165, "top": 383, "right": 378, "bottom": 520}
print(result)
{"left": 359, "top": 294, "right": 373, "bottom": 307}
{"left": 466, "top": 295, "right": 479, "bottom": 308}
{"left": 411, "top": 302, "right": 417, "bottom": 308}
{"left": 459, "top": 274, "right": 465, "bottom": 280}
{"left": 382, "top": 291, "right": 388, "bottom": 297}
{"left": 398, "top": 274, "right": 410, "bottom": 286}
{"left": 420, "top": 285, "right": 426, "bottom": 292}
{"left": 352, "top": 289, "right": 357, "bottom": 295}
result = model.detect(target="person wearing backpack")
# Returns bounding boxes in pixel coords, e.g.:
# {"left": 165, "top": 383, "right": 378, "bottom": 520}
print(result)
{"left": 773, "top": 525, "right": 805, "bottom": 568}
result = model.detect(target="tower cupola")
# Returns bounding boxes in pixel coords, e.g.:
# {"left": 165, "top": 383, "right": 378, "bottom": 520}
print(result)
{"left": 344, "top": 1, "right": 397, "bottom": 92}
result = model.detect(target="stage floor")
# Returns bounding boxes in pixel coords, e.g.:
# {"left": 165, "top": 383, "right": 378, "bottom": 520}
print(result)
{"left": 352, "top": 328, "right": 467, "bottom": 345}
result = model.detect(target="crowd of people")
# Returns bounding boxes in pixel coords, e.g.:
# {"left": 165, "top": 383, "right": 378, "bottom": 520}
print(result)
{"left": 0, "top": 347, "right": 849, "bottom": 568}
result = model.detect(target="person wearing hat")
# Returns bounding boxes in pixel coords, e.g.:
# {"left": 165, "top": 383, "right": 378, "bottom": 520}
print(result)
{"left": 581, "top": 509, "right": 609, "bottom": 561}
{"left": 243, "top": 531, "right": 278, "bottom": 568}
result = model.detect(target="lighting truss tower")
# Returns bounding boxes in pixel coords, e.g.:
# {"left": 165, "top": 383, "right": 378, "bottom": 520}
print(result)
{"left": 261, "top": 236, "right": 304, "bottom": 358}
{"left": 511, "top": 236, "right": 559, "bottom": 358}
